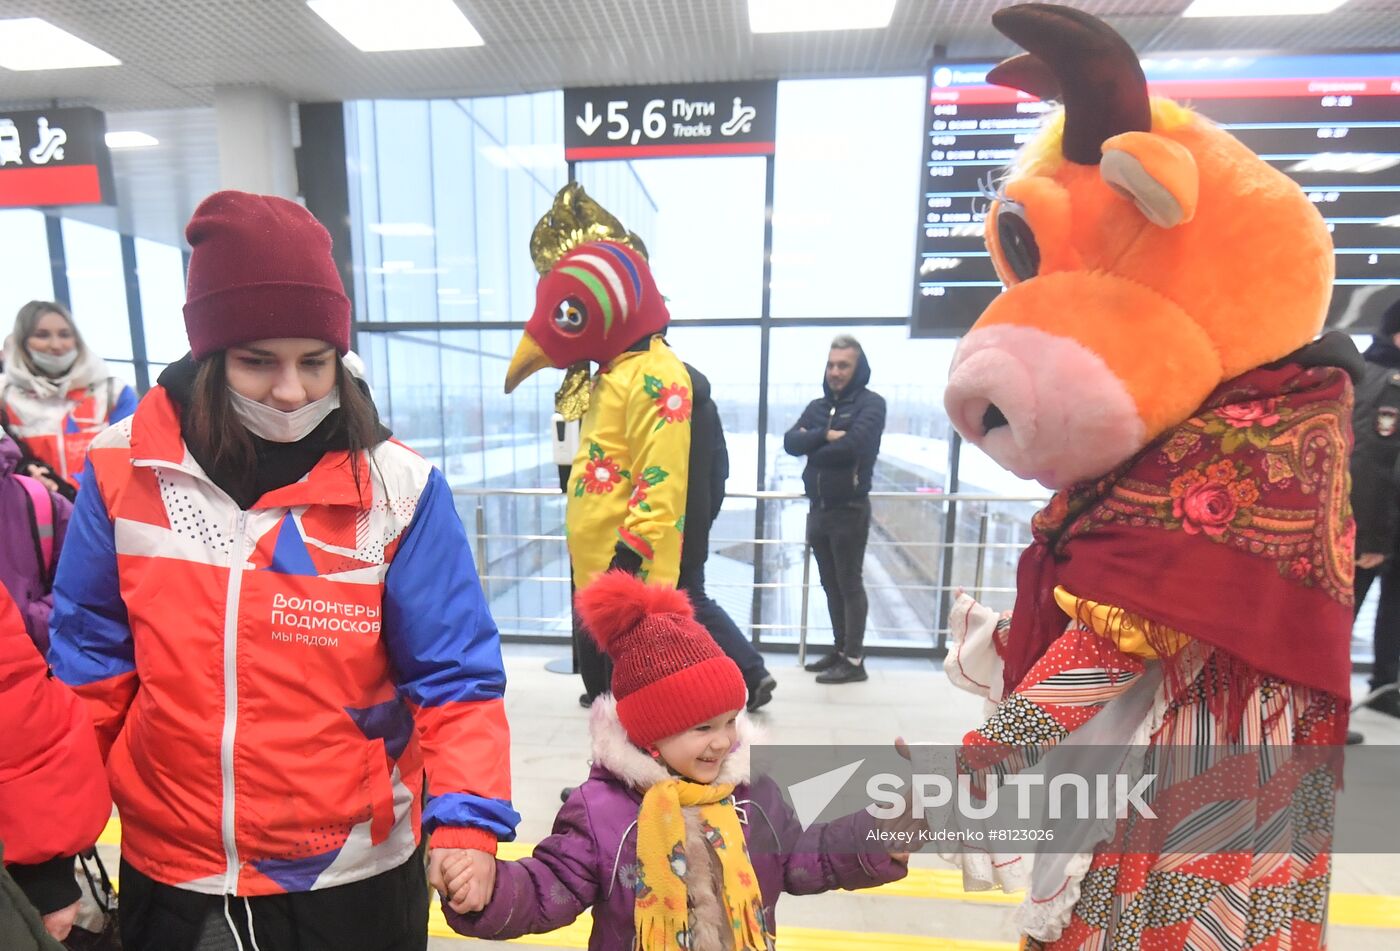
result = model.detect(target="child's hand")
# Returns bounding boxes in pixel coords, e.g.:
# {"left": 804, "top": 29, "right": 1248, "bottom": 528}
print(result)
{"left": 876, "top": 737, "right": 932, "bottom": 860}
{"left": 429, "top": 847, "right": 497, "bottom": 913}
{"left": 447, "top": 849, "right": 498, "bottom": 914}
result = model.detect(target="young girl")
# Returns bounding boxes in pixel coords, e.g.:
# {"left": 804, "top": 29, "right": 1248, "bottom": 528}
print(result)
{"left": 441, "top": 570, "right": 917, "bottom": 950}
{"left": 1, "top": 300, "right": 137, "bottom": 494}
{"left": 48, "top": 190, "right": 516, "bottom": 951}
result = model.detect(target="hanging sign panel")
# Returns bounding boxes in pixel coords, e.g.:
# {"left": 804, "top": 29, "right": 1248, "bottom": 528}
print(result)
{"left": 0, "top": 106, "right": 115, "bottom": 208}
{"left": 564, "top": 82, "right": 778, "bottom": 160}
{"left": 911, "top": 53, "right": 1400, "bottom": 337}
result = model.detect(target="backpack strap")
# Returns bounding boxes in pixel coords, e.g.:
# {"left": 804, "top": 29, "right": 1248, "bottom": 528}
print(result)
{"left": 14, "top": 473, "right": 55, "bottom": 580}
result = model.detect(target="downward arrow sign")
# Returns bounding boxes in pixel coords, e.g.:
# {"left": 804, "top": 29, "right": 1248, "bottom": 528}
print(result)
{"left": 575, "top": 102, "right": 602, "bottom": 136}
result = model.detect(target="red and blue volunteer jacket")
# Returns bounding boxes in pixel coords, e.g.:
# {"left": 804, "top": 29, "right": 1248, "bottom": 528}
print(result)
{"left": 0, "top": 586, "right": 111, "bottom": 873}
{"left": 48, "top": 388, "right": 518, "bottom": 896}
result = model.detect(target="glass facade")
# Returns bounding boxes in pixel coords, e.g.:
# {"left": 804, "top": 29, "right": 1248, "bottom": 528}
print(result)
{"left": 0, "top": 210, "right": 55, "bottom": 321}
{"left": 1, "top": 213, "right": 185, "bottom": 392}
{"left": 347, "top": 78, "right": 1051, "bottom": 653}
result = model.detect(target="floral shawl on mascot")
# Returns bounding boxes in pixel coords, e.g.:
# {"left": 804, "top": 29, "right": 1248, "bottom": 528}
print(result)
{"left": 940, "top": 5, "right": 1358, "bottom": 949}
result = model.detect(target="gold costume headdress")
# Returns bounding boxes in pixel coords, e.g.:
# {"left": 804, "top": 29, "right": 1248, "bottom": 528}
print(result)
{"left": 529, "top": 182, "right": 649, "bottom": 276}
{"left": 529, "top": 183, "right": 650, "bottom": 420}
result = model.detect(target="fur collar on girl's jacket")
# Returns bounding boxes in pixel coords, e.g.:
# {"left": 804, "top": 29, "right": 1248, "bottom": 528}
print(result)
{"left": 444, "top": 696, "right": 907, "bottom": 951}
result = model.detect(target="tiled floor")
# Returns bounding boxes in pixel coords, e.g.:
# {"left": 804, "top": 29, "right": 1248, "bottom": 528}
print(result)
{"left": 421, "top": 644, "right": 1400, "bottom": 949}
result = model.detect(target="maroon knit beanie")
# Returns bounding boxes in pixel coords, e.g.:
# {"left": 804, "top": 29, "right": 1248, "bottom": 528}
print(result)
{"left": 183, "top": 190, "right": 350, "bottom": 360}
{"left": 575, "top": 571, "right": 747, "bottom": 747}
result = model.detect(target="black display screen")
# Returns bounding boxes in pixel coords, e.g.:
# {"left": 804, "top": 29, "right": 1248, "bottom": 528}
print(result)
{"left": 912, "top": 54, "right": 1400, "bottom": 337}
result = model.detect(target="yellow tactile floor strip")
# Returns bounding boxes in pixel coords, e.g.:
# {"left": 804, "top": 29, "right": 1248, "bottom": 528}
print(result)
{"left": 98, "top": 820, "right": 1400, "bottom": 936}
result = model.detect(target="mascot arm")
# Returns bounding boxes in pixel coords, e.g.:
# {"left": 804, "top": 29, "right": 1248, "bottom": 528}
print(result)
{"left": 945, "top": 593, "right": 1010, "bottom": 707}
{"left": 613, "top": 360, "right": 693, "bottom": 586}
{"left": 955, "top": 586, "right": 1187, "bottom": 765}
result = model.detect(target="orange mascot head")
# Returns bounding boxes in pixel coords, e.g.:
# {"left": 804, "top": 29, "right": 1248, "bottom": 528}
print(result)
{"left": 943, "top": 3, "right": 1334, "bottom": 489}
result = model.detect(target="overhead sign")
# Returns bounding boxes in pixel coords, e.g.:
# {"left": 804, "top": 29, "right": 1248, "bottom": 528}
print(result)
{"left": 0, "top": 107, "right": 115, "bottom": 208}
{"left": 564, "top": 82, "right": 777, "bottom": 160}
{"left": 912, "top": 53, "right": 1400, "bottom": 337}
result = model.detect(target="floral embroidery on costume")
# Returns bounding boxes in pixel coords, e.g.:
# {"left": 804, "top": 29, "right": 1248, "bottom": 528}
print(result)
{"left": 645, "top": 375, "right": 692, "bottom": 431}
{"left": 628, "top": 465, "right": 671, "bottom": 512}
{"left": 576, "top": 442, "right": 630, "bottom": 497}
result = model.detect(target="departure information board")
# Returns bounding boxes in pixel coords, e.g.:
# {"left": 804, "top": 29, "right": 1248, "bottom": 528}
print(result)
{"left": 913, "top": 53, "right": 1400, "bottom": 337}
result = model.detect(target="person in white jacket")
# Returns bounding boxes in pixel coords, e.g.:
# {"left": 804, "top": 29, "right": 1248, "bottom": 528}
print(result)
{"left": 1, "top": 301, "right": 136, "bottom": 493}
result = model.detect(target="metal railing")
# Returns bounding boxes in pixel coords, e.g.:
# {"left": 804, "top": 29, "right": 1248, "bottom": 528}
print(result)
{"left": 451, "top": 486, "right": 1048, "bottom": 658}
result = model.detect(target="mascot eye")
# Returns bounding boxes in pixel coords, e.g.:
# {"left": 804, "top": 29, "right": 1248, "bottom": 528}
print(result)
{"left": 996, "top": 201, "right": 1040, "bottom": 283}
{"left": 554, "top": 298, "right": 588, "bottom": 335}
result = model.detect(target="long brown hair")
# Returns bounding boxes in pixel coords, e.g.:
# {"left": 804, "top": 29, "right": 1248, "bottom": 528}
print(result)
{"left": 185, "top": 353, "right": 383, "bottom": 505}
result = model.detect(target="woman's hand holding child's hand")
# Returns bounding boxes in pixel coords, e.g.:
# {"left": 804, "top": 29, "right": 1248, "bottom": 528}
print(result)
{"left": 429, "top": 847, "right": 498, "bottom": 914}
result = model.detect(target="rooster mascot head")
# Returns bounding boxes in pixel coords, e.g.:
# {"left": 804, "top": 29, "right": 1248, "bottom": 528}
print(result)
{"left": 504, "top": 183, "right": 670, "bottom": 394}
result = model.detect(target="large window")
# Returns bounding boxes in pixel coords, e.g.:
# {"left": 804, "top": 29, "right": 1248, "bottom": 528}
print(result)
{"left": 577, "top": 158, "right": 767, "bottom": 320}
{"left": 135, "top": 237, "right": 189, "bottom": 365}
{"left": 770, "top": 76, "right": 926, "bottom": 320}
{"left": 0, "top": 210, "right": 54, "bottom": 323}
{"left": 349, "top": 93, "right": 567, "bottom": 326}
{"left": 59, "top": 218, "right": 132, "bottom": 362}
{"left": 344, "top": 78, "right": 1062, "bottom": 653}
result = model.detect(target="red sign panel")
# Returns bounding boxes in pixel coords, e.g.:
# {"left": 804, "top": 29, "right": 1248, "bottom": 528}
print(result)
{"left": 0, "top": 107, "right": 115, "bottom": 208}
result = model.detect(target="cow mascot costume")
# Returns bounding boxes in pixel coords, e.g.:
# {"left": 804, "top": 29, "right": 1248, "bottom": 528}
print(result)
{"left": 942, "top": 5, "right": 1357, "bottom": 949}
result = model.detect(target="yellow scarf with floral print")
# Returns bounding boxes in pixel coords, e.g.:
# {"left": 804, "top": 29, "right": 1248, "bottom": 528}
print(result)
{"left": 634, "top": 778, "right": 768, "bottom": 951}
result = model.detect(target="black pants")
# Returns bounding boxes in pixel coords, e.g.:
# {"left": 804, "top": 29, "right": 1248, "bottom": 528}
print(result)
{"left": 576, "top": 589, "right": 612, "bottom": 700}
{"left": 679, "top": 562, "right": 769, "bottom": 689}
{"left": 1356, "top": 560, "right": 1400, "bottom": 689}
{"left": 576, "top": 564, "right": 771, "bottom": 697}
{"left": 806, "top": 499, "right": 871, "bottom": 659}
{"left": 118, "top": 844, "right": 429, "bottom": 951}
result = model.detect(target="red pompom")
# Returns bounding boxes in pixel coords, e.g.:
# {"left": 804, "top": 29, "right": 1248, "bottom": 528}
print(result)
{"left": 574, "top": 570, "right": 693, "bottom": 653}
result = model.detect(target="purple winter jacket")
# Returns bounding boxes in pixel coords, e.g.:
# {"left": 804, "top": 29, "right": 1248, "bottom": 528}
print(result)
{"left": 0, "top": 434, "right": 71, "bottom": 653}
{"left": 445, "top": 697, "right": 907, "bottom": 949}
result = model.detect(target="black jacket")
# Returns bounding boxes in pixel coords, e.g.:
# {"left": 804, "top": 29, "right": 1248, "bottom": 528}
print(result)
{"left": 1351, "top": 337, "right": 1400, "bottom": 557}
{"left": 782, "top": 350, "right": 886, "bottom": 509}
{"left": 679, "top": 365, "right": 727, "bottom": 576}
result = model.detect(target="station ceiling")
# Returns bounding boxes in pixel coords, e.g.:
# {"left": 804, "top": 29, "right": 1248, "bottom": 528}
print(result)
{"left": 2, "top": 0, "right": 1399, "bottom": 113}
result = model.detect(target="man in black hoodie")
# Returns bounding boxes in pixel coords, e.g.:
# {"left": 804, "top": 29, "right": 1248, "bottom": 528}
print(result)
{"left": 783, "top": 335, "right": 886, "bottom": 684}
{"left": 1351, "top": 299, "right": 1400, "bottom": 721}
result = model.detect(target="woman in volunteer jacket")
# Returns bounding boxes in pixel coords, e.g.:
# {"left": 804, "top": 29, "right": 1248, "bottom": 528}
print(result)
{"left": 2, "top": 300, "right": 137, "bottom": 493}
{"left": 48, "top": 190, "right": 517, "bottom": 951}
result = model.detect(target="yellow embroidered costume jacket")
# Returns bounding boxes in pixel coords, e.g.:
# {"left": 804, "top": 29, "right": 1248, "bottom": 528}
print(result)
{"left": 566, "top": 335, "right": 692, "bottom": 587}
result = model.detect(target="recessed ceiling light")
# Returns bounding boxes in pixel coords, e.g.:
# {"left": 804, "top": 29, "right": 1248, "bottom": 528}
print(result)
{"left": 307, "top": 0, "right": 484, "bottom": 52}
{"left": 748, "top": 0, "right": 897, "bottom": 34}
{"left": 1182, "top": 0, "right": 1351, "bottom": 17}
{"left": 0, "top": 18, "right": 120, "bottom": 70}
{"left": 105, "top": 131, "right": 159, "bottom": 149}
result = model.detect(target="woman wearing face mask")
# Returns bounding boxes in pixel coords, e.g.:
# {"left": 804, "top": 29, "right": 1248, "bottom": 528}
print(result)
{"left": 1, "top": 302, "right": 138, "bottom": 496}
{"left": 48, "top": 190, "right": 518, "bottom": 951}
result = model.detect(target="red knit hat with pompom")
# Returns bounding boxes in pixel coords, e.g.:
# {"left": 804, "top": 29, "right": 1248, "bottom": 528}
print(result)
{"left": 575, "top": 571, "right": 747, "bottom": 747}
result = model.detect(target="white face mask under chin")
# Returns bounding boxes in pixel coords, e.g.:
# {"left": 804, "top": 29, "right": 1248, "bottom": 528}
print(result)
{"left": 28, "top": 346, "right": 80, "bottom": 377}
{"left": 228, "top": 387, "right": 340, "bottom": 443}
